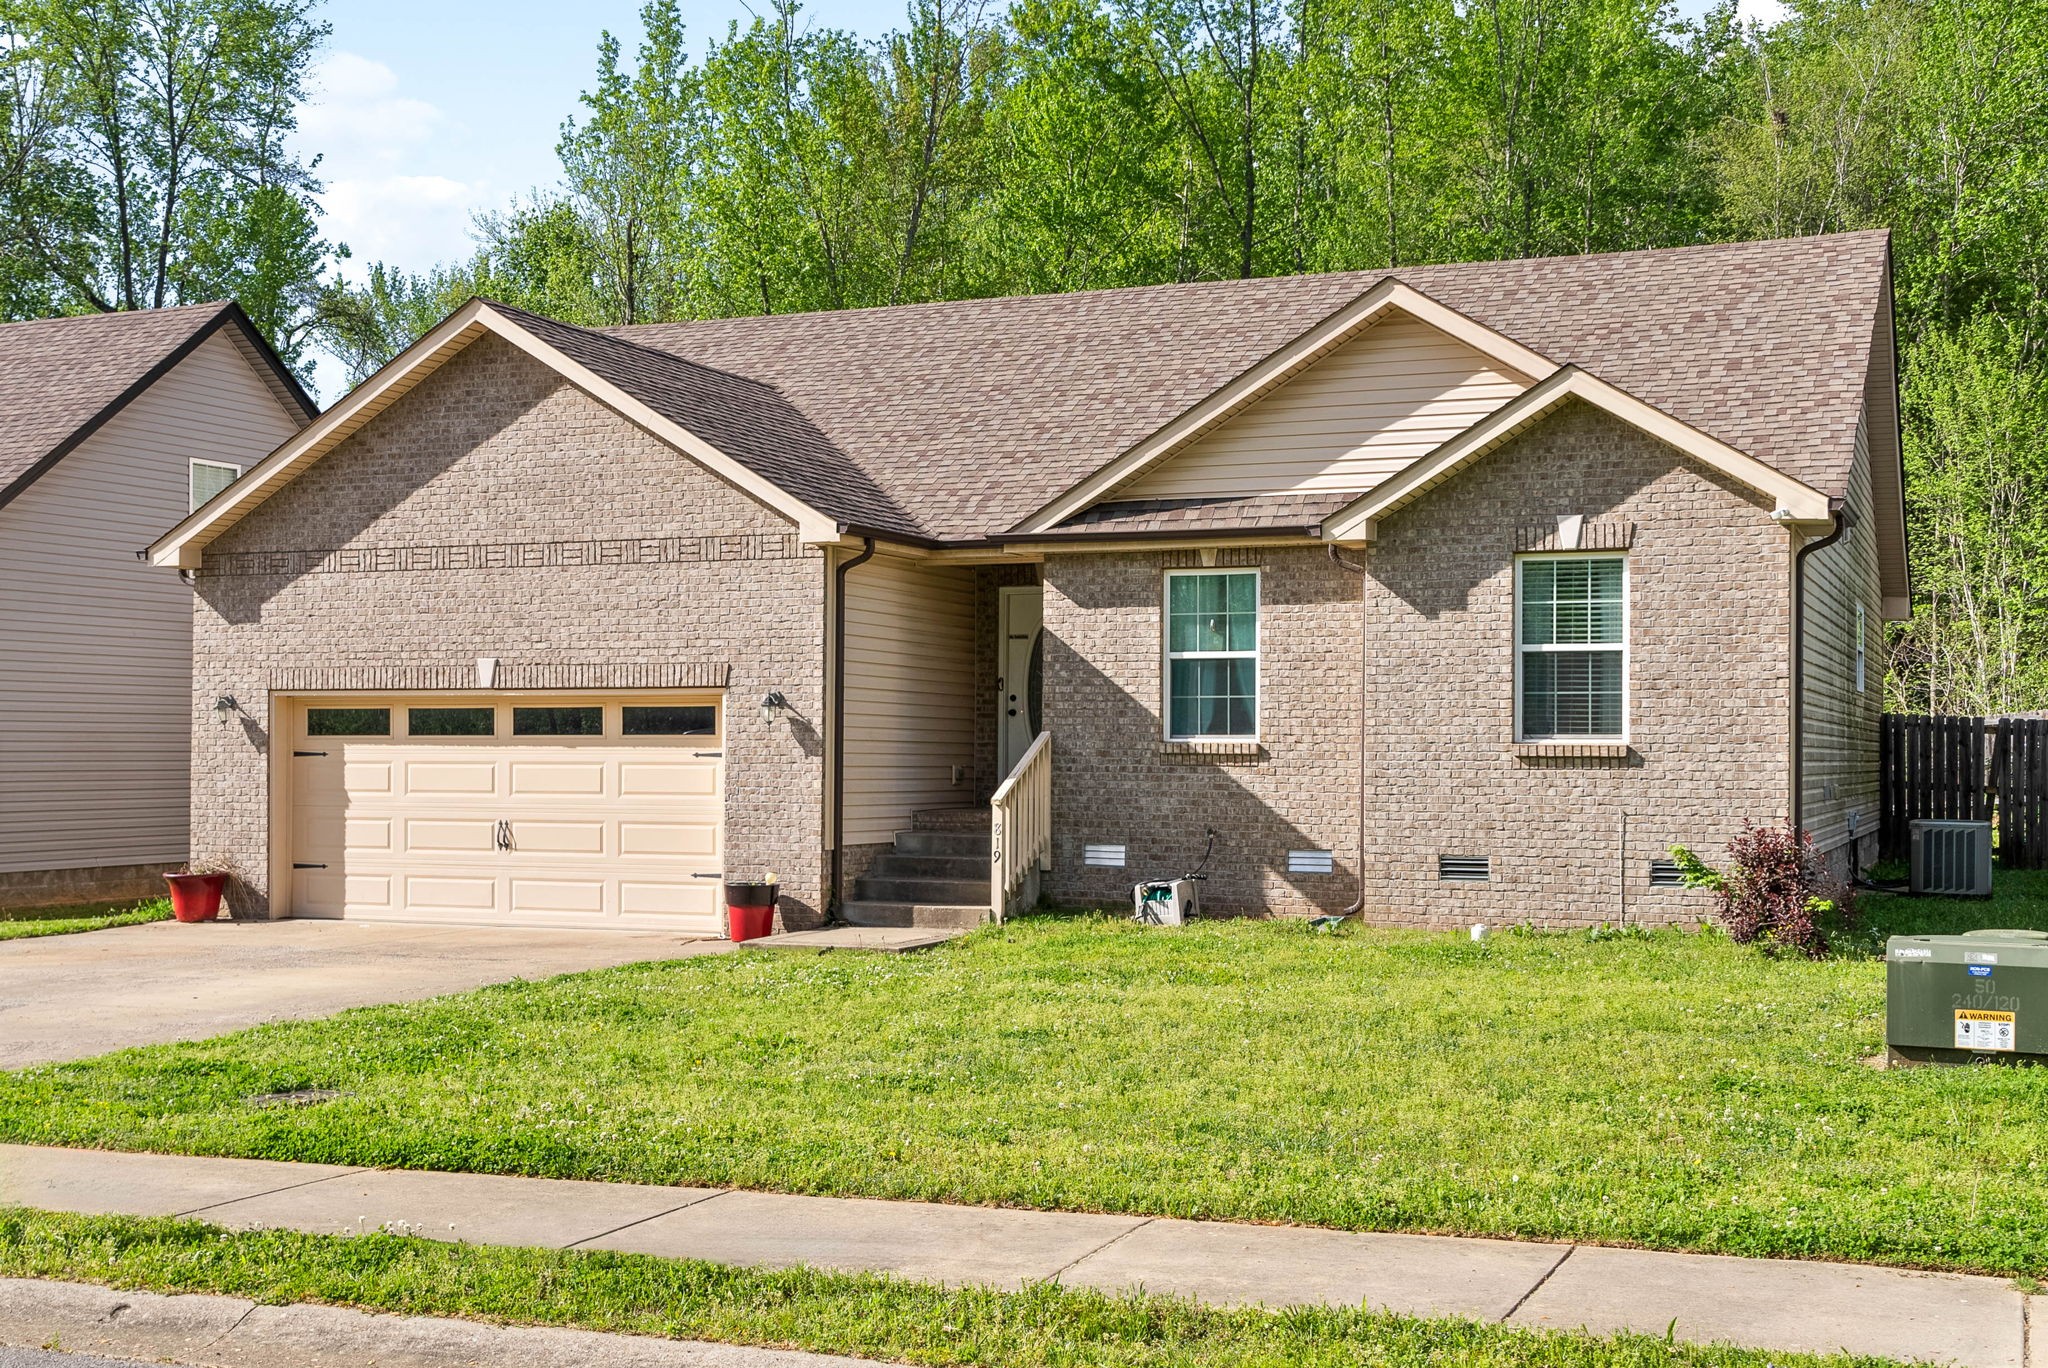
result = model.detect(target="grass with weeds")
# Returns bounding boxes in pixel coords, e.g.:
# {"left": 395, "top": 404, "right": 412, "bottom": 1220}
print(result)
{"left": 2, "top": 879, "right": 2045, "bottom": 1277}
{"left": 0, "top": 897, "right": 170, "bottom": 941}
{"left": 0, "top": 1207, "right": 1905, "bottom": 1368}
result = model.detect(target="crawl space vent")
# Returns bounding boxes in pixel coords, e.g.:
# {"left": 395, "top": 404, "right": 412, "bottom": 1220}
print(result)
{"left": 1288, "top": 850, "right": 1335, "bottom": 875}
{"left": 1438, "top": 855, "right": 1491, "bottom": 882}
{"left": 1083, "top": 844, "right": 1128, "bottom": 868}
{"left": 1648, "top": 859, "right": 1684, "bottom": 887}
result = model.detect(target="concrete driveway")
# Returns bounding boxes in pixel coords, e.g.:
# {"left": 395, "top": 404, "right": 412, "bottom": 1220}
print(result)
{"left": 0, "top": 919, "right": 724, "bottom": 1069}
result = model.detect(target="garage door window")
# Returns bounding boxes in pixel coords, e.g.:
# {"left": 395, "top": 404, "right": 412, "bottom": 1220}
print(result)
{"left": 306, "top": 707, "right": 389, "bottom": 736}
{"left": 408, "top": 706, "right": 495, "bottom": 736}
{"left": 513, "top": 706, "right": 604, "bottom": 736}
{"left": 622, "top": 704, "right": 717, "bottom": 736}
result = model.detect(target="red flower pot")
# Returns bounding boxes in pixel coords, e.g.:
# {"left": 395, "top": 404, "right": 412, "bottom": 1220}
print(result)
{"left": 164, "top": 872, "right": 228, "bottom": 923}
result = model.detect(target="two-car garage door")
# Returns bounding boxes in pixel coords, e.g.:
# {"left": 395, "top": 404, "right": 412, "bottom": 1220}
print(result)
{"left": 287, "top": 694, "right": 725, "bottom": 934}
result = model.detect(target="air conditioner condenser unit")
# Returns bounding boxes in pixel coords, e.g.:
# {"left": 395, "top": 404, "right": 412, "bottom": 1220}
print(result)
{"left": 1911, "top": 819, "right": 1993, "bottom": 897}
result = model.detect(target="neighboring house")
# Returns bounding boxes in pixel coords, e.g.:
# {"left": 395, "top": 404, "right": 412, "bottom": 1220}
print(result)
{"left": 147, "top": 232, "right": 1904, "bottom": 933}
{"left": 0, "top": 305, "right": 317, "bottom": 910}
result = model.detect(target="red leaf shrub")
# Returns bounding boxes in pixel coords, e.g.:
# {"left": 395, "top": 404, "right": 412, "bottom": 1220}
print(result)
{"left": 1705, "top": 823, "right": 1855, "bottom": 957}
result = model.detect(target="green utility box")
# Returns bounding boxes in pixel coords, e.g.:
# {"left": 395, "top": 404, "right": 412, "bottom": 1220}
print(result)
{"left": 1886, "top": 929, "right": 2048, "bottom": 1065}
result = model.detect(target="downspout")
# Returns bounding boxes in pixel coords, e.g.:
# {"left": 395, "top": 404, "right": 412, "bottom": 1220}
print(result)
{"left": 1327, "top": 543, "right": 1369, "bottom": 916}
{"left": 1788, "top": 503, "right": 1848, "bottom": 834}
{"left": 829, "top": 536, "right": 877, "bottom": 915}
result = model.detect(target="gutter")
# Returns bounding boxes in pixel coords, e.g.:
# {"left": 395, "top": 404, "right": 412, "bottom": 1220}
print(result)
{"left": 829, "top": 536, "right": 878, "bottom": 914}
{"left": 1326, "top": 544, "right": 1370, "bottom": 916}
{"left": 1788, "top": 501, "right": 1849, "bottom": 834}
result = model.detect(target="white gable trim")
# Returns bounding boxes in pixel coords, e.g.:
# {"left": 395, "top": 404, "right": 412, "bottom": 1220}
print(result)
{"left": 148, "top": 300, "right": 839, "bottom": 568}
{"left": 1011, "top": 279, "right": 1559, "bottom": 535}
{"left": 1319, "top": 366, "right": 1834, "bottom": 543}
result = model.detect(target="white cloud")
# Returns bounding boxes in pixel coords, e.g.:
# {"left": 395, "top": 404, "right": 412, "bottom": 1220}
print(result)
{"left": 323, "top": 174, "right": 479, "bottom": 280}
{"left": 1735, "top": 0, "right": 1791, "bottom": 26}
{"left": 299, "top": 52, "right": 443, "bottom": 164}
{"left": 295, "top": 52, "right": 489, "bottom": 281}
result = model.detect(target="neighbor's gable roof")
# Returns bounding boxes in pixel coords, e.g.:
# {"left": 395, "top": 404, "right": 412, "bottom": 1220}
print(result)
{"left": 0, "top": 302, "right": 315, "bottom": 514}
{"left": 611, "top": 231, "right": 1892, "bottom": 542}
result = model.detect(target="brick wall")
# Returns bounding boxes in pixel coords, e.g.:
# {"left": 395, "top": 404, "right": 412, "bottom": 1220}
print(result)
{"left": 191, "top": 333, "right": 831, "bottom": 925}
{"left": 1045, "top": 399, "right": 1794, "bottom": 927}
{"left": 1044, "top": 544, "right": 1362, "bottom": 914}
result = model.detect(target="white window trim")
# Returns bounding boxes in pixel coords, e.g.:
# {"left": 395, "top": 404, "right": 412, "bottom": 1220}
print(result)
{"left": 1163, "top": 567, "right": 1261, "bottom": 742}
{"left": 189, "top": 458, "right": 242, "bottom": 513}
{"left": 1514, "top": 552, "right": 1629, "bottom": 744}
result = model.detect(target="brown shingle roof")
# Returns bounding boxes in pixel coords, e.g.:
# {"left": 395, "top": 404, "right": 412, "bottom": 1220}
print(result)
{"left": 1047, "top": 492, "right": 1360, "bottom": 536}
{"left": 0, "top": 302, "right": 315, "bottom": 511}
{"left": 571, "top": 232, "right": 1888, "bottom": 542}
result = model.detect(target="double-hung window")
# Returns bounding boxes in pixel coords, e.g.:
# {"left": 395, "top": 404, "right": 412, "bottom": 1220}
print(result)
{"left": 1165, "top": 569, "right": 1258, "bottom": 739}
{"left": 1516, "top": 554, "right": 1626, "bottom": 741}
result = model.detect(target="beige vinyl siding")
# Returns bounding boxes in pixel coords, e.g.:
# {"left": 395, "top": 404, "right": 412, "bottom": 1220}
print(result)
{"left": 0, "top": 331, "right": 306, "bottom": 875}
{"left": 1798, "top": 406, "right": 1885, "bottom": 859}
{"left": 840, "top": 553, "right": 977, "bottom": 845}
{"left": 1115, "top": 313, "right": 1528, "bottom": 500}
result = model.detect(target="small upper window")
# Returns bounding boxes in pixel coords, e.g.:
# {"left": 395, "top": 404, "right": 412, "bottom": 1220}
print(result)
{"left": 621, "top": 705, "right": 717, "bottom": 736}
{"left": 1517, "top": 555, "right": 1626, "bottom": 741}
{"left": 190, "top": 459, "right": 240, "bottom": 512}
{"left": 306, "top": 707, "right": 389, "bottom": 737}
{"left": 1165, "top": 570, "right": 1258, "bottom": 740}
{"left": 513, "top": 706, "right": 603, "bottom": 736}
{"left": 409, "top": 706, "right": 495, "bottom": 736}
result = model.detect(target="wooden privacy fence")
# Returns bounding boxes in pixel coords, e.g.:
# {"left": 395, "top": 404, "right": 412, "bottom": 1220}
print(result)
{"left": 1880, "top": 714, "right": 2048, "bottom": 869}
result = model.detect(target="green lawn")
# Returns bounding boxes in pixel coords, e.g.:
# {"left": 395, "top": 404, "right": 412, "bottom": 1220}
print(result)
{"left": 0, "top": 1208, "right": 1905, "bottom": 1368}
{"left": 0, "top": 896, "right": 170, "bottom": 941}
{"left": 2, "top": 880, "right": 2045, "bottom": 1277}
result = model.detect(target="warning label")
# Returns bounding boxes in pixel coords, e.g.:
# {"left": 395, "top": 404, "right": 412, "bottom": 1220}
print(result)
{"left": 1954, "top": 1009, "right": 2017, "bottom": 1052}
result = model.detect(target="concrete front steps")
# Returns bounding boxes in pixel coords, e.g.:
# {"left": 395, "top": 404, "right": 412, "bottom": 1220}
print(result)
{"left": 841, "top": 809, "right": 993, "bottom": 931}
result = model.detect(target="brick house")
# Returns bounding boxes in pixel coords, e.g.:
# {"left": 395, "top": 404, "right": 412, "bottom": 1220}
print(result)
{"left": 148, "top": 232, "right": 1904, "bottom": 933}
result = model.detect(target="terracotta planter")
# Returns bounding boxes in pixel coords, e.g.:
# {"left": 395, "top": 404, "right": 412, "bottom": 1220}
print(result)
{"left": 164, "top": 872, "right": 228, "bottom": 923}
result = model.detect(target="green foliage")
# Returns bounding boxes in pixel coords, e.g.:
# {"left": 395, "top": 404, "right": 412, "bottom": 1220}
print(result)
{"left": 9, "top": 895, "right": 2048, "bottom": 1276}
{"left": 0, "top": 0, "right": 334, "bottom": 368}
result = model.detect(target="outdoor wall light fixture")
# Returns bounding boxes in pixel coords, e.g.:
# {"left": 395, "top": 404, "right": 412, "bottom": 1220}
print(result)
{"left": 212, "top": 694, "right": 241, "bottom": 725}
{"left": 759, "top": 690, "right": 789, "bottom": 724}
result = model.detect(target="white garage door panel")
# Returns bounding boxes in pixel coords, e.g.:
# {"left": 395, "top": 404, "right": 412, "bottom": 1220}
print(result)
{"left": 288, "top": 695, "right": 725, "bottom": 933}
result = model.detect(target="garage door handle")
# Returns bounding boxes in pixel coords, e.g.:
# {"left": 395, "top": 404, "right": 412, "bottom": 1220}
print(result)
{"left": 293, "top": 862, "right": 326, "bottom": 869}
{"left": 495, "top": 820, "right": 512, "bottom": 852}
{"left": 691, "top": 872, "right": 723, "bottom": 879}
{"left": 293, "top": 750, "right": 327, "bottom": 757}
{"left": 694, "top": 751, "right": 721, "bottom": 758}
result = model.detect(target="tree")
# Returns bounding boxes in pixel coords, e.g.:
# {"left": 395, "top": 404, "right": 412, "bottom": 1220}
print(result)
{"left": 0, "top": 0, "right": 332, "bottom": 367}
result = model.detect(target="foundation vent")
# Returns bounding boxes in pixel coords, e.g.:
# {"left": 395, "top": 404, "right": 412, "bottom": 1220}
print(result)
{"left": 1437, "top": 855, "right": 1491, "bottom": 882}
{"left": 1288, "top": 850, "right": 1335, "bottom": 875}
{"left": 1084, "top": 844, "right": 1128, "bottom": 868}
{"left": 1648, "top": 859, "right": 1684, "bottom": 887}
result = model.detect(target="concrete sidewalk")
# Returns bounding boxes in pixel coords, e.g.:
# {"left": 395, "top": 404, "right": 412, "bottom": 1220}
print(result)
{"left": 0, "top": 1145, "right": 2028, "bottom": 1367}
{"left": 0, "top": 1277, "right": 868, "bottom": 1368}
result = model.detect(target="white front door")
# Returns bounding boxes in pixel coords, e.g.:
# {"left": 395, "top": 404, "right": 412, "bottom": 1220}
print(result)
{"left": 997, "top": 587, "right": 1043, "bottom": 778}
{"left": 287, "top": 693, "right": 726, "bottom": 933}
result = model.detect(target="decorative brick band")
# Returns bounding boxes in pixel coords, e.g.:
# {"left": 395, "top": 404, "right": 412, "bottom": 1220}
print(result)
{"left": 205, "top": 532, "right": 808, "bottom": 579}
{"left": 1515, "top": 521, "right": 1636, "bottom": 553}
{"left": 268, "top": 662, "right": 731, "bottom": 692}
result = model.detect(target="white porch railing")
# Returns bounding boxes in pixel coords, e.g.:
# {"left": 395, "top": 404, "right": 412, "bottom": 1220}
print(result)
{"left": 990, "top": 732, "right": 1051, "bottom": 922}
